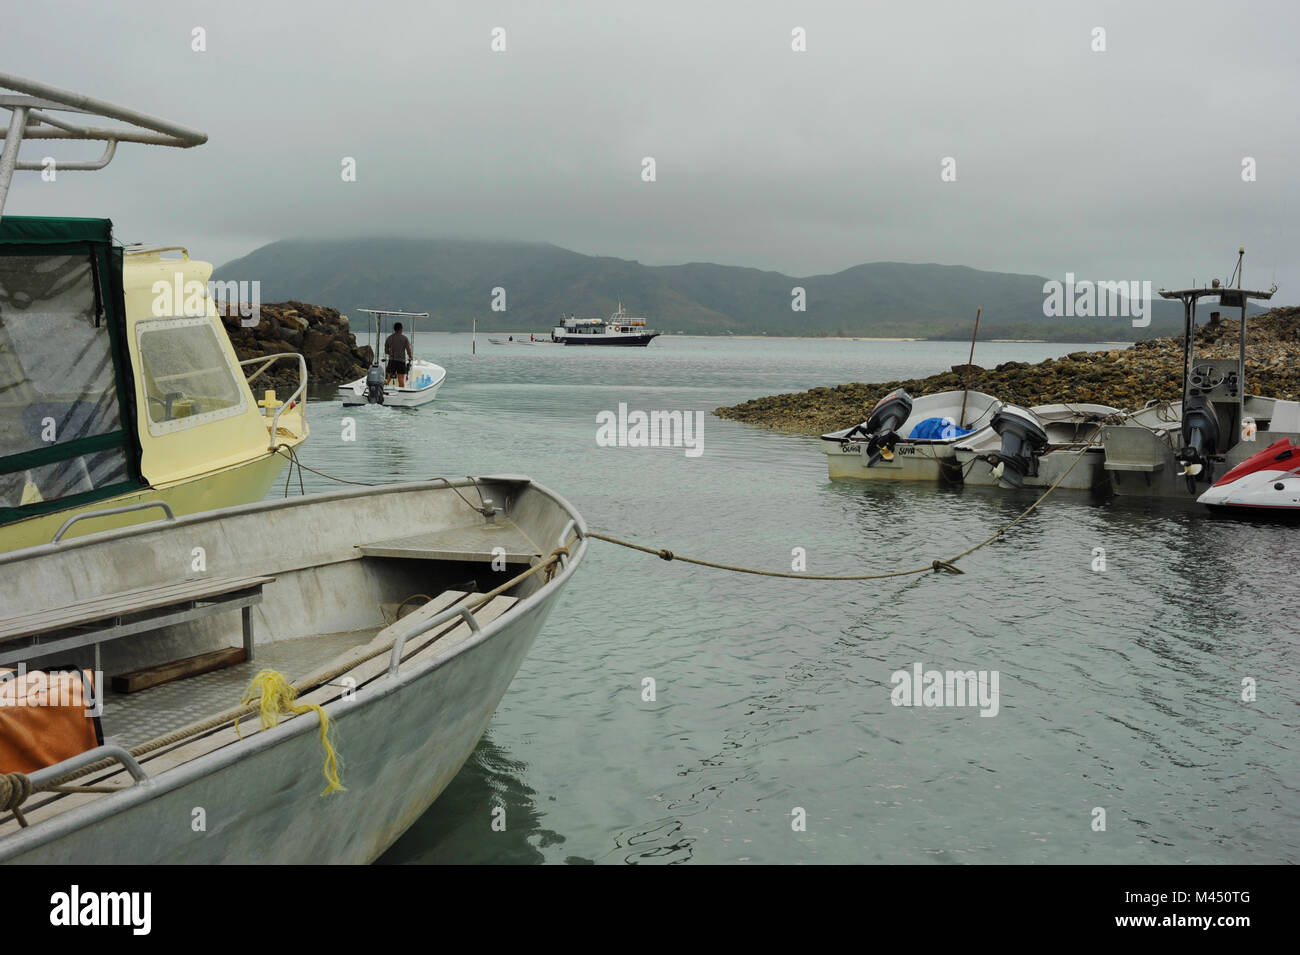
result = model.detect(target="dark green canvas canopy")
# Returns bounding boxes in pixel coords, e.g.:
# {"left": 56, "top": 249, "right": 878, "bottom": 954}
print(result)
{"left": 0, "top": 216, "right": 114, "bottom": 247}
{"left": 0, "top": 216, "right": 144, "bottom": 527}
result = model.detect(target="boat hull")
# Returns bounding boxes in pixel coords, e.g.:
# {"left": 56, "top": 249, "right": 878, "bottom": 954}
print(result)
{"left": 825, "top": 441, "right": 959, "bottom": 482}
{"left": 0, "top": 450, "right": 293, "bottom": 552}
{"left": 0, "top": 477, "right": 586, "bottom": 863}
{"left": 340, "top": 360, "right": 447, "bottom": 407}
{"left": 0, "top": 594, "right": 554, "bottom": 864}
{"left": 958, "top": 447, "right": 1108, "bottom": 490}
{"left": 1103, "top": 425, "right": 1300, "bottom": 498}
{"left": 559, "top": 334, "right": 658, "bottom": 346}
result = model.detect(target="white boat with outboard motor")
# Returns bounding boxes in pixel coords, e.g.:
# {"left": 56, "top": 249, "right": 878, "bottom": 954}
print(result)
{"left": 952, "top": 402, "right": 1127, "bottom": 490}
{"left": 1099, "top": 250, "right": 1300, "bottom": 498}
{"left": 0, "top": 475, "right": 587, "bottom": 863}
{"left": 821, "top": 388, "right": 1002, "bottom": 482}
{"left": 340, "top": 309, "right": 447, "bottom": 407}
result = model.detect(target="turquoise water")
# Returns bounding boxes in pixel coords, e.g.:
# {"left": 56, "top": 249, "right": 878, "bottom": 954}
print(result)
{"left": 283, "top": 334, "right": 1296, "bottom": 864}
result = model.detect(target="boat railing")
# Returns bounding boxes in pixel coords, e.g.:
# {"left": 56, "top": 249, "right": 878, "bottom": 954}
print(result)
{"left": 387, "top": 605, "right": 482, "bottom": 677}
{"left": 51, "top": 500, "right": 176, "bottom": 543}
{"left": 126, "top": 245, "right": 191, "bottom": 260}
{"left": 26, "top": 744, "right": 150, "bottom": 790}
{"left": 239, "top": 353, "right": 309, "bottom": 446}
{"left": 0, "top": 72, "right": 207, "bottom": 219}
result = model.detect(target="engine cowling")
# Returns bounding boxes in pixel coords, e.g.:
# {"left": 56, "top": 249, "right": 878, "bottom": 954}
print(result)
{"left": 984, "top": 405, "right": 1049, "bottom": 489}
{"left": 365, "top": 363, "right": 386, "bottom": 404}
{"left": 1177, "top": 396, "right": 1220, "bottom": 492}
{"left": 858, "top": 390, "right": 913, "bottom": 465}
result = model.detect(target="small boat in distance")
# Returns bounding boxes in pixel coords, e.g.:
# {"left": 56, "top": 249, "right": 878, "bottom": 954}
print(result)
{"left": 553, "top": 304, "right": 660, "bottom": 346}
{"left": 488, "top": 336, "right": 554, "bottom": 346}
{"left": 340, "top": 309, "right": 447, "bottom": 407}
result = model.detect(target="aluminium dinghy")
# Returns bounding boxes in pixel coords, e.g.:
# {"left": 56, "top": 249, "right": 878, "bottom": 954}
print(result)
{"left": 0, "top": 475, "right": 586, "bottom": 863}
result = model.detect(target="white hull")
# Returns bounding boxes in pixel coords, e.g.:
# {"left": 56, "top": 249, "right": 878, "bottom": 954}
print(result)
{"left": 826, "top": 440, "right": 956, "bottom": 481}
{"left": 822, "top": 390, "right": 1002, "bottom": 483}
{"left": 1199, "top": 467, "right": 1300, "bottom": 510}
{"left": 959, "top": 447, "right": 1108, "bottom": 490}
{"left": 340, "top": 359, "right": 446, "bottom": 407}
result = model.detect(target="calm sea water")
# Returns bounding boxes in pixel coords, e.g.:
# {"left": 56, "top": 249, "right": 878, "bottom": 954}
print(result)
{"left": 281, "top": 333, "right": 1297, "bottom": 865}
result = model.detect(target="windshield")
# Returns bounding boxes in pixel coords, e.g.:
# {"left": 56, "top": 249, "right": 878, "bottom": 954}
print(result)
{"left": 136, "top": 317, "right": 246, "bottom": 433}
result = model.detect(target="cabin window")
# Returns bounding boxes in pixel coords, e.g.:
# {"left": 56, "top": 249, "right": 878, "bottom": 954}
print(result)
{"left": 136, "top": 317, "right": 247, "bottom": 434}
{"left": 0, "top": 253, "right": 133, "bottom": 510}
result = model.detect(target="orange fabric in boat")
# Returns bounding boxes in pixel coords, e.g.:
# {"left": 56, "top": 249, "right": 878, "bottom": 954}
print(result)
{"left": 0, "top": 668, "right": 100, "bottom": 774}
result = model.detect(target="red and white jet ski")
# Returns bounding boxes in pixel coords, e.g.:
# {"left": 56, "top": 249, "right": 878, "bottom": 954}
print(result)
{"left": 1197, "top": 437, "right": 1300, "bottom": 516}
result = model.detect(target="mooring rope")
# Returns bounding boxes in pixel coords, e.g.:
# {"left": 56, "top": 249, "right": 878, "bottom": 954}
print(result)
{"left": 589, "top": 444, "right": 1092, "bottom": 580}
{"left": 272, "top": 445, "right": 491, "bottom": 516}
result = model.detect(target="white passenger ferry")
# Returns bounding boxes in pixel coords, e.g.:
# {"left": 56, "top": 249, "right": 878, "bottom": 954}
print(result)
{"left": 552, "top": 304, "right": 660, "bottom": 346}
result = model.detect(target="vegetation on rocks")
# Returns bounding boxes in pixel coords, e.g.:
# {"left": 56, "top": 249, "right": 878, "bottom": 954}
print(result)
{"left": 715, "top": 306, "right": 1300, "bottom": 436}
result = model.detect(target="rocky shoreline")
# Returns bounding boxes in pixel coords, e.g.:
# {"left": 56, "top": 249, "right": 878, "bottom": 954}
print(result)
{"left": 715, "top": 306, "right": 1300, "bottom": 436}
{"left": 219, "top": 301, "right": 374, "bottom": 393}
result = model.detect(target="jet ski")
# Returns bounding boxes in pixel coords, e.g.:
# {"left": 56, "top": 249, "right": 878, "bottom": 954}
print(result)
{"left": 1197, "top": 437, "right": 1300, "bottom": 518}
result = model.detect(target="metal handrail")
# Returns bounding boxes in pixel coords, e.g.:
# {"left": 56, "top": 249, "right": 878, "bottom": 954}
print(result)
{"left": 387, "top": 604, "right": 481, "bottom": 677}
{"left": 0, "top": 72, "right": 206, "bottom": 219}
{"left": 239, "top": 353, "right": 309, "bottom": 446}
{"left": 126, "top": 245, "right": 190, "bottom": 260}
{"left": 52, "top": 500, "right": 175, "bottom": 543}
{"left": 26, "top": 744, "right": 149, "bottom": 788}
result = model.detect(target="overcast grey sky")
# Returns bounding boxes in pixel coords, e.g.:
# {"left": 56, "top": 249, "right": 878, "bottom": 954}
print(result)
{"left": 5, "top": 0, "right": 1297, "bottom": 297}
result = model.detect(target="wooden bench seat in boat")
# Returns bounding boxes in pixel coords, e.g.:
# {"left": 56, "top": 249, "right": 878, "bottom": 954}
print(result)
{"left": 357, "top": 520, "right": 542, "bottom": 564}
{"left": 0, "top": 575, "right": 274, "bottom": 671}
{"left": 0, "top": 589, "right": 518, "bottom": 834}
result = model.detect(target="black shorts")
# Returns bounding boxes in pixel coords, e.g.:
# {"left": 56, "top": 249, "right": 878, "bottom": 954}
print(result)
{"left": 387, "top": 359, "right": 409, "bottom": 376}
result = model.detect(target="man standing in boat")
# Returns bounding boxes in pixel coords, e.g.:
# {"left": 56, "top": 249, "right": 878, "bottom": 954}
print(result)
{"left": 385, "top": 322, "right": 413, "bottom": 387}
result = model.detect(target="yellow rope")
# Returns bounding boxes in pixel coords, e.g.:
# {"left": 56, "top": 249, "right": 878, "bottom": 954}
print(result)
{"left": 237, "top": 670, "right": 345, "bottom": 796}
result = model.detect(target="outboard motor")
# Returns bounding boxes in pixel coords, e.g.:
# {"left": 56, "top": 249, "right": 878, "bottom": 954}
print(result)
{"left": 984, "top": 405, "right": 1049, "bottom": 489}
{"left": 852, "top": 390, "right": 913, "bottom": 466}
{"left": 365, "top": 362, "right": 386, "bottom": 405}
{"left": 1177, "top": 395, "right": 1220, "bottom": 492}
